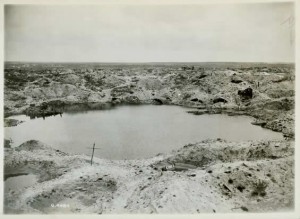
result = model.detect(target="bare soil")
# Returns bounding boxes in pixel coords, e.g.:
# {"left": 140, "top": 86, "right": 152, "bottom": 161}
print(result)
{"left": 3, "top": 63, "right": 295, "bottom": 214}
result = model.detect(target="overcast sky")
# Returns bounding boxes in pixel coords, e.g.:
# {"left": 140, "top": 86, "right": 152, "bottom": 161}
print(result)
{"left": 5, "top": 3, "right": 295, "bottom": 63}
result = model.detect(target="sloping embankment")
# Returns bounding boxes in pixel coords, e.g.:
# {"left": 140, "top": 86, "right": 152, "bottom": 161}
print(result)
{"left": 4, "top": 139, "right": 294, "bottom": 214}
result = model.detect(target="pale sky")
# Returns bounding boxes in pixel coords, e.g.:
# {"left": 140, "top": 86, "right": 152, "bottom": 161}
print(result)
{"left": 5, "top": 3, "right": 295, "bottom": 63}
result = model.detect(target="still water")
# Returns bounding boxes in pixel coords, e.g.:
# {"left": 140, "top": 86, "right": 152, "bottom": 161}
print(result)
{"left": 5, "top": 105, "right": 283, "bottom": 159}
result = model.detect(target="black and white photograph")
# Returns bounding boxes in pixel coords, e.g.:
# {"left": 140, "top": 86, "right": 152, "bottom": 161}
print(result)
{"left": 1, "top": 0, "right": 298, "bottom": 216}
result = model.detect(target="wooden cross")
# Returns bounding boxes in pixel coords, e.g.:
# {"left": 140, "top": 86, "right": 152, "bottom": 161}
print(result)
{"left": 87, "top": 143, "right": 101, "bottom": 166}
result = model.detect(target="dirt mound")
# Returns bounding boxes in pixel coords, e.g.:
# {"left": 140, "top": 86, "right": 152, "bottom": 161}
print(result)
{"left": 25, "top": 100, "right": 65, "bottom": 118}
{"left": 262, "top": 98, "right": 294, "bottom": 111}
{"left": 24, "top": 82, "right": 87, "bottom": 100}
{"left": 29, "top": 174, "right": 117, "bottom": 214}
{"left": 15, "top": 140, "right": 52, "bottom": 152}
{"left": 205, "top": 157, "right": 294, "bottom": 212}
{"left": 4, "top": 118, "right": 23, "bottom": 127}
{"left": 137, "top": 78, "right": 164, "bottom": 90}
{"left": 155, "top": 139, "right": 293, "bottom": 169}
{"left": 102, "top": 75, "right": 126, "bottom": 89}
{"left": 231, "top": 75, "right": 243, "bottom": 84}
{"left": 123, "top": 95, "right": 141, "bottom": 104}
{"left": 60, "top": 74, "right": 81, "bottom": 85}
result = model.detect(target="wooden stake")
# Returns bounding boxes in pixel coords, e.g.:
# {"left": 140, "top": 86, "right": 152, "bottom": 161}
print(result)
{"left": 91, "top": 143, "right": 95, "bottom": 166}
{"left": 87, "top": 143, "right": 100, "bottom": 166}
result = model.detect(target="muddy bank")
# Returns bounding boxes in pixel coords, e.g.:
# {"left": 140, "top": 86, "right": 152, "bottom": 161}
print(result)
{"left": 4, "top": 118, "right": 24, "bottom": 127}
{"left": 4, "top": 139, "right": 294, "bottom": 214}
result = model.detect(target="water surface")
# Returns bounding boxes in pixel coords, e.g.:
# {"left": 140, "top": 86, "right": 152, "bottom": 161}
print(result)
{"left": 5, "top": 105, "right": 283, "bottom": 159}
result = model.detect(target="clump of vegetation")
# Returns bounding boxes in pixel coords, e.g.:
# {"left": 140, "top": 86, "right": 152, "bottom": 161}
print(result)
{"left": 251, "top": 180, "right": 268, "bottom": 197}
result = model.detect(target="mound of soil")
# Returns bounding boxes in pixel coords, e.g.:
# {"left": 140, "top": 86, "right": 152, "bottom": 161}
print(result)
{"left": 4, "top": 139, "right": 294, "bottom": 214}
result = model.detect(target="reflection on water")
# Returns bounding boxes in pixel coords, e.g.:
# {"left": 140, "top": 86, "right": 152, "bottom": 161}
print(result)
{"left": 5, "top": 105, "right": 283, "bottom": 160}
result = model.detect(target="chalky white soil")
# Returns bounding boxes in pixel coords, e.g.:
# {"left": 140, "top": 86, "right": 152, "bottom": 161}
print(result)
{"left": 4, "top": 139, "right": 294, "bottom": 214}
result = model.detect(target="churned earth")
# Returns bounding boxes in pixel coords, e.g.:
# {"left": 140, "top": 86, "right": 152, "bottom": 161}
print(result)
{"left": 3, "top": 62, "right": 295, "bottom": 213}
{"left": 4, "top": 139, "right": 294, "bottom": 214}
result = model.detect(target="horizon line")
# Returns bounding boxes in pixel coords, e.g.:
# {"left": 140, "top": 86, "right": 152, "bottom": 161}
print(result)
{"left": 4, "top": 61, "right": 295, "bottom": 64}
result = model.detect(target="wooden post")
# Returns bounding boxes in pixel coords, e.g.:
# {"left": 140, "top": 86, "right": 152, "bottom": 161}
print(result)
{"left": 87, "top": 143, "right": 100, "bottom": 166}
{"left": 91, "top": 143, "right": 95, "bottom": 166}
